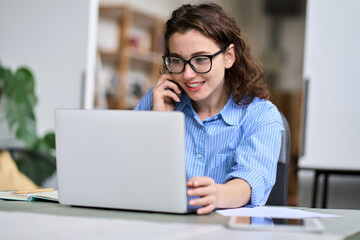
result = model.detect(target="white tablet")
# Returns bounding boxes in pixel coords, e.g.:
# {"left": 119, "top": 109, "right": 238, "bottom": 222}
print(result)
{"left": 228, "top": 216, "right": 324, "bottom": 233}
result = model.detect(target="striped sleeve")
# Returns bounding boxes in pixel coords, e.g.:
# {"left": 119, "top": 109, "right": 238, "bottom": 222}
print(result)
{"left": 134, "top": 87, "right": 153, "bottom": 110}
{"left": 225, "top": 105, "right": 284, "bottom": 207}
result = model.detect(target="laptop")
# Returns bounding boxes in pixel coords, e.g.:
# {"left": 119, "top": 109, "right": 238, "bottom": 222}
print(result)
{"left": 55, "top": 109, "right": 190, "bottom": 214}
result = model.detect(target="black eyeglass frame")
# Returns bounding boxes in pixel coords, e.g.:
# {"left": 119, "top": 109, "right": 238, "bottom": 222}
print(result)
{"left": 162, "top": 45, "right": 228, "bottom": 74}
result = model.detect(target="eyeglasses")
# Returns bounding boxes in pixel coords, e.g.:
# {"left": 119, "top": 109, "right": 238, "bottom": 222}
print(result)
{"left": 162, "top": 45, "right": 228, "bottom": 74}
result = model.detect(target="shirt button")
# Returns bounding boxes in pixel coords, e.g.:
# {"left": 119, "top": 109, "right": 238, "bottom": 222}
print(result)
{"left": 197, "top": 154, "right": 202, "bottom": 159}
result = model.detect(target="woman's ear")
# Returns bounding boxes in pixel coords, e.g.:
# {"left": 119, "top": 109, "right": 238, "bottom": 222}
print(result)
{"left": 225, "top": 43, "right": 236, "bottom": 69}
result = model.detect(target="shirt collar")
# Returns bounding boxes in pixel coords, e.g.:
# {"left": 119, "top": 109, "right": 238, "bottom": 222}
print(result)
{"left": 175, "top": 93, "right": 246, "bottom": 126}
{"left": 219, "top": 95, "right": 245, "bottom": 126}
{"left": 175, "top": 93, "right": 193, "bottom": 113}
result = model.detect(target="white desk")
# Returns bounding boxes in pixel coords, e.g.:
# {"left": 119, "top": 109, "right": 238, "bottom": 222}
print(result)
{"left": 0, "top": 200, "right": 359, "bottom": 240}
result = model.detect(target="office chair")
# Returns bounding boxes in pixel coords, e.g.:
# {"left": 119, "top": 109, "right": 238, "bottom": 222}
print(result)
{"left": 266, "top": 113, "right": 291, "bottom": 206}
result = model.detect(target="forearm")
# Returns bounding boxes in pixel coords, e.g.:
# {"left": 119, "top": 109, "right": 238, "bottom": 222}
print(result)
{"left": 216, "top": 178, "right": 251, "bottom": 209}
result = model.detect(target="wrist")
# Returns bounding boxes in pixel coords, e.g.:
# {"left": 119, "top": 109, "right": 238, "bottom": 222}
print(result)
{"left": 214, "top": 179, "right": 251, "bottom": 209}
{"left": 214, "top": 183, "right": 223, "bottom": 208}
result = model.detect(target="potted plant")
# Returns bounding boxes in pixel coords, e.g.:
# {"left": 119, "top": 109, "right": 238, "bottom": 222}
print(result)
{"left": 0, "top": 60, "right": 56, "bottom": 186}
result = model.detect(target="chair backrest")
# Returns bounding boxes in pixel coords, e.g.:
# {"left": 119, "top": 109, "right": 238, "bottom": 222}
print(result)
{"left": 266, "top": 113, "right": 291, "bottom": 206}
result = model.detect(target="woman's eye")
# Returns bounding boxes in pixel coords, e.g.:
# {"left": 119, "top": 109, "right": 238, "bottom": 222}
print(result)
{"left": 194, "top": 57, "right": 209, "bottom": 63}
{"left": 168, "top": 58, "right": 180, "bottom": 64}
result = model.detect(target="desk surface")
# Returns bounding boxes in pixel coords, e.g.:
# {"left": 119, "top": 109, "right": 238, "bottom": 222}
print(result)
{"left": 0, "top": 200, "right": 359, "bottom": 240}
{"left": 299, "top": 166, "right": 360, "bottom": 174}
{"left": 298, "top": 161, "right": 360, "bottom": 172}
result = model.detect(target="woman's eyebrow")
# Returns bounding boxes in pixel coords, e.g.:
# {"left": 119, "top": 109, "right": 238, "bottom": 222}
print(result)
{"left": 191, "top": 51, "right": 210, "bottom": 56}
{"left": 168, "top": 50, "right": 211, "bottom": 58}
{"left": 167, "top": 53, "right": 182, "bottom": 57}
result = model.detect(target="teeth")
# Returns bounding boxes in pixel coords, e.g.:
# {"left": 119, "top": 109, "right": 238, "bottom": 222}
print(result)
{"left": 186, "top": 82, "right": 204, "bottom": 88}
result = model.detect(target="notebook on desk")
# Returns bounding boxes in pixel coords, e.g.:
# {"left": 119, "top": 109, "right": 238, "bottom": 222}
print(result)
{"left": 55, "top": 109, "right": 190, "bottom": 214}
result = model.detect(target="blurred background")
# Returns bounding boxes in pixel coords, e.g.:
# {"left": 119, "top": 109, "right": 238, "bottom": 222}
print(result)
{"left": 1, "top": 0, "right": 359, "bottom": 209}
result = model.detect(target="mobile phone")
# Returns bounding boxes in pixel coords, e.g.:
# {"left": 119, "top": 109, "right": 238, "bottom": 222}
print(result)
{"left": 166, "top": 80, "right": 183, "bottom": 94}
{"left": 227, "top": 216, "right": 324, "bottom": 233}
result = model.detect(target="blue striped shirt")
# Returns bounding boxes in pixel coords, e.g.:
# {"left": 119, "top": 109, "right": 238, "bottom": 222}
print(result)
{"left": 135, "top": 88, "right": 284, "bottom": 207}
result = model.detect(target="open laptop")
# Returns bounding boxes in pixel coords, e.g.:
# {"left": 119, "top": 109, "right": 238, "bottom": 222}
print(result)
{"left": 55, "top": 109, "right": 190, "bottom": 214}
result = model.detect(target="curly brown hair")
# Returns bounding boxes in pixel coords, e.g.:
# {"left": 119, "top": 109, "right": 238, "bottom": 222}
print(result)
{"left": 163, "top": 3, "right": 269, "bottom": 105}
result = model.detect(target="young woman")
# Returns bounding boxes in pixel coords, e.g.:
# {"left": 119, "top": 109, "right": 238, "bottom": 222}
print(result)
{"left": 135, "top": 3, "right": 284, "bottom": 215}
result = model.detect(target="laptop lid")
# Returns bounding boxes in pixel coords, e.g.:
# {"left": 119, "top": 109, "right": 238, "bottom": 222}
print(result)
{"left": 55, "top": 109, "right": 188, "bottom": 213}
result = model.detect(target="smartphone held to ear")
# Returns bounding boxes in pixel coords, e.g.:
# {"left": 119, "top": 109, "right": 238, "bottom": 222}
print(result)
{"left": 166, "top": 80, "right": 182, "bottom": 94}
{"left": 227, "top": 216, "right": 324, "bottom": 233}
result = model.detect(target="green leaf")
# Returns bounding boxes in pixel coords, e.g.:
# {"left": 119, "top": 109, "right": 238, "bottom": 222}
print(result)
{"left": 1, "top": 68, "right": 12, "bottom": 84}
{"left": 16, "top": 67, "right": 35, "bottom": 90}
{"left": 0, "top": 63, "right": 4, "bottom": 98}
{"left": 0, "top": 62, "right": 56, "bottom": 186}
{"left": 5, "top": 102, "right": 18, "bottom": 130}
{"left": 16, "top": 154, "right": 56, "bottom": 186}
{"left": 44, "top": 132, "right": 56, "bottom": 149}
{"left": 3, "top": 69, "right": 15, "bottom": 98}
{"left": 33, "top": 138, "right": 50, "bottom": 156}
{"left": 32, "top": 132, "right": 56, "bottom": 158}
{"left": 15, "top": 125, "right": 37, "bottom": 148}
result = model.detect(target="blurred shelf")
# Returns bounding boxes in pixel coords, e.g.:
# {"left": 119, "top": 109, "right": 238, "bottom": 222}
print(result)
{"left": 96, "top": 5, "right": 165, "bottom": 109}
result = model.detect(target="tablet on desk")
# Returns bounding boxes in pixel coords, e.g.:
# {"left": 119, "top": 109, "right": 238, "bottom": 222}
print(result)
{"left": 228, "top": 216, "right": 324, "bottom": 233}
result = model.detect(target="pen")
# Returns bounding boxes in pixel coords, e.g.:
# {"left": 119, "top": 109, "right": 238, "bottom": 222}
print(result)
{"left": 14, "top": 188, "right": 54, "bottom": 194}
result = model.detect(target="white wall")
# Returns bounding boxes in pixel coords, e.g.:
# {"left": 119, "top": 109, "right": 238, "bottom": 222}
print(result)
{"left": 0, "top": 0, "right": 98, "bottom": 142}
{"left": 300, "top": 0, "right": 360, "bottom": 170}
{"left": 298, "top": 0, "right": 360, "bottom": 209}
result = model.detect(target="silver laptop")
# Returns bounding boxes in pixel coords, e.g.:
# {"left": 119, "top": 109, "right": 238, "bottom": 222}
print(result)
{"left": 55, "top": 109, "right": 189, "bottom": 214}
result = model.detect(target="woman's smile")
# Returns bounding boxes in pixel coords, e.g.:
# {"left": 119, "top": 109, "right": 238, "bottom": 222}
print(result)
{"left": 184, "top": 81, "right": 206, "bottom": 91}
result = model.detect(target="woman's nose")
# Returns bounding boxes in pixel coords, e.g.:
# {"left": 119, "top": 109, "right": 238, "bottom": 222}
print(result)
{"left": 183, "top": 63, "right": 197, "bottom": 80}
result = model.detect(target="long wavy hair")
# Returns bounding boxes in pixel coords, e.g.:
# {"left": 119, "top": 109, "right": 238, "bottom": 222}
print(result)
{"left": 164, "top": 3, "right": 269, "bottom": 105}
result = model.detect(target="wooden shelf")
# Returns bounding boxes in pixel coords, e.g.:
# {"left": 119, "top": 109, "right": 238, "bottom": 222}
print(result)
{"left": 96, "top": 5, "right": 165, "bottom": 109}
{"left": 98, "top": 50, "right": 119, "bottom": 62}
{"left": 129, "top": 49, "right": 162, "bottom": 64}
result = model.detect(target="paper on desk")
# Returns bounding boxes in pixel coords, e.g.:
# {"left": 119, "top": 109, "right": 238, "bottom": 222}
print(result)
{"left": 0, "top": 190, "right": 58, "bottom": 202}
{"left": 28, "top": 190, "right": 58, "bottom": 201}
{"left": 0, "top": 191, "right": 29, "bottom": 201}
{"left": 216, "top": 206, "right": 341, "bottom": 219}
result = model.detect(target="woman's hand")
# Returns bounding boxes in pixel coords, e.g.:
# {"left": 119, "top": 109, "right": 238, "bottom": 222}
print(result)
{"left": 186, "top": 177, "right": 219, "bottom": 215}
{"left": 186, "top": 177, "right": 251, "bottom": 215}
{"left": 152, "top": 74, "right": 182, "bottom": 111}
